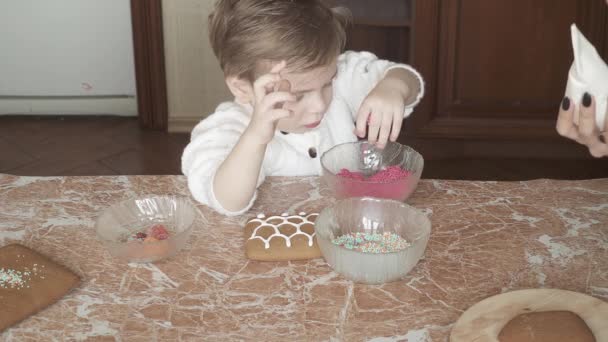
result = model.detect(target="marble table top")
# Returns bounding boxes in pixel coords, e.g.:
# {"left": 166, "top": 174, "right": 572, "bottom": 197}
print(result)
{"left": 0, "top": 174, "right": 606, "bottom": 341}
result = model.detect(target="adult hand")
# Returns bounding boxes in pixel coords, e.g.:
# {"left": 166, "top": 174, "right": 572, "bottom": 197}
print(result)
{"left": 557, "top": 93, "right": 608, "bottom": 157}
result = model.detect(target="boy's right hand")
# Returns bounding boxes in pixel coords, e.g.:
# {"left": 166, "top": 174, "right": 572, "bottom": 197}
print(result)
{"left": 245, "top": 61, "right": 295, "bottom": 145}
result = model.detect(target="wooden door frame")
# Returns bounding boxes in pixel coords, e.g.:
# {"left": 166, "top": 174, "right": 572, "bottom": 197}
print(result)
{"left": 131, "top": 0, "right": 168, "bottom": 130}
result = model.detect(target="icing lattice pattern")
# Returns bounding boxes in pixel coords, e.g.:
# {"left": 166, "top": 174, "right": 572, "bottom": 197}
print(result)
{"left": 247, "top": 212, "right": 318, "bottom": 249}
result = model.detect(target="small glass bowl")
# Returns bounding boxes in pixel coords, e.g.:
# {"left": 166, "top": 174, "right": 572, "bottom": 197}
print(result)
{"left": 315, "top": 197, "right": 431, "bottom": 284}
{"left": 320, "top": 141, "right": 424, "bottom": 202}
{"left": 96, "top": 195, "right": 199, "bottom": 263}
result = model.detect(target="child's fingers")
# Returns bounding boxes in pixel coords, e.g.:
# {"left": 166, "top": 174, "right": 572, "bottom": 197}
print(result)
{"left": 390, "top": 110, "right": 403, "bottom": 142}
{"left": 367, "top": 111, "right": 382, "bottom": 145}
{"left": 376, "top": 128, "right": 389, "bottom": 149}
{"left": 276, "top": 79, "right": 291, "bottom": 93}
{"left": 261, "top": 91, "right": 296, "bottom": 110}
{"left": 556, "top": 97, "right": 580, "bottom": 142}
{"left": 376, "top": 112, "right": 393, "bottom": 149}
{"left": 253, "top": 73, "right": 282, "bottom": 100}
{"left": 270, "top": 60, "right": 287, "bottom": 75}
{"left": 268, "top": 108, "right": 292, "bottom": 122}
{"left": 272, "top": 80, "right": 292, "bottom": 109}
{"left": 355, "top": 102, "right": 372, "bottom": 138}
{"left": 578, "top": 93, "right": 597, "bottom": 144}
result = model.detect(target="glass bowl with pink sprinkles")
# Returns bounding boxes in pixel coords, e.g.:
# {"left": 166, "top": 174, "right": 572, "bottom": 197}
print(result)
{"left": 315, "top": 197, "right": 431, "bottom": 284}
{"left": 96, "top": 195, "right": 201, "bottom": 263}
{"left": 321, "top": 141, "right": 424, "bottom": 202}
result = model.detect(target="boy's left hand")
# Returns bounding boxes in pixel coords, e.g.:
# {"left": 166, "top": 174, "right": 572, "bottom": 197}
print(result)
{"left": 354, "top": 73, "right": 411, "bottom": 149}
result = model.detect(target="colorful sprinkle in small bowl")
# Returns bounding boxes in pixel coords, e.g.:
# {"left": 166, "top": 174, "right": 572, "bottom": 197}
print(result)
{"left": 315, "top": 197, "right": 431, "bottom": 284}
{"left": 96, "top": 195, "right": 200, "bottom": 263}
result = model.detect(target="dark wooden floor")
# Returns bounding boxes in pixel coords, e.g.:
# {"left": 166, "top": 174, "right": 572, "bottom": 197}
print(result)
{"left": 0, "top": 116, "right": 188, "bottom": 176}
{"left": 1, "top": 116, "right": 607, "bottom": 180}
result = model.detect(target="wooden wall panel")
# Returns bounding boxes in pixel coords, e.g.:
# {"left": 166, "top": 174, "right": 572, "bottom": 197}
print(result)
{"left": 412, "top": 0, "right": 608, "bottom": 141}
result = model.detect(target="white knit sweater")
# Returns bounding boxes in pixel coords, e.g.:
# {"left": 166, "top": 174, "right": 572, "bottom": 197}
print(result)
{"left": 181, "top": 51, "right": 425, "bottom": 216}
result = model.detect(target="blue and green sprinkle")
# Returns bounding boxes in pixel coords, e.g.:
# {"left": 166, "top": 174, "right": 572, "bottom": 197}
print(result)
{"left": 331, "top": 232, "right": 410, "bottom": 253}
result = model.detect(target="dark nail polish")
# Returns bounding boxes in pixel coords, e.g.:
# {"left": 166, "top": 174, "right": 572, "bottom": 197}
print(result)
{"left": 582, "top": 93, "right": 592, "bottom": 107}
{"left": 561, "top": 97, "right": 570, "bottom": 111}
{"left": 600, "top": 134, "right": 606, "bottom": 144}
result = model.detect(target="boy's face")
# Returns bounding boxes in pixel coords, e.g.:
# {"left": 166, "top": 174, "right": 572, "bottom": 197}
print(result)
{"left": 275, "top": 61, "right": 337, "bottom": 133}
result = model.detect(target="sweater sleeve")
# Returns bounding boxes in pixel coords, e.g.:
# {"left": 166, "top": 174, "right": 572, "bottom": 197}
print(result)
{"left": 333, "top": 51, "right": 425, "bottom": 120}
{"left": 181, "top": 102, "right": 265, "bottom": 216}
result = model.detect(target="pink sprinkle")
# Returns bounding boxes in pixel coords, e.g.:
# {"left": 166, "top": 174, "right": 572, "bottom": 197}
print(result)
{"left": 336, "top": 169, "right": 365, "bottom": 181}
{"left": 134, "top": 232, "right": 147, "bottom": 240}
{"left": 336, "top": 165, "right": 414, "bottom": 200}
{"left": 338, "top": 165, "right": 411, "bottom": 183}
{"left": 148, "top": 224, "right": 170, "bottom": 240}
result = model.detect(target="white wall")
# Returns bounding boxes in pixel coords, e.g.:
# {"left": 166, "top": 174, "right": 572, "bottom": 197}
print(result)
{"left": 0, "top": 0, "right": 137, "bottom": 115}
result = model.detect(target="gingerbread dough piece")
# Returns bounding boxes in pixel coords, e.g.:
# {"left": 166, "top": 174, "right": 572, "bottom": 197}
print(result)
{"left": 244, "top": 212, "right": 321, "bottom": 261}
{"left": 0, "top": 244, "right": 81, "bottom": 331}
{"left": 450, "top": 289, "right": 608, "bottom": 342}
{"left": 498, "top": 311, "right": 595, "bottom": 342}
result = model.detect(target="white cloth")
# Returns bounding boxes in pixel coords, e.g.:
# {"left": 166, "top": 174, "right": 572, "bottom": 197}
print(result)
{"left": 565, "top": 24, "right": 608, "bottom": 130}
{"left": 181, "top": 51, "right": 425, "bottom": 216}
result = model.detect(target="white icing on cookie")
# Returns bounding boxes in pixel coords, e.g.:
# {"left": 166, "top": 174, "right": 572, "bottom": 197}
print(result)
{"left": 247, "top": 213, "right": 318, "bottom": 249}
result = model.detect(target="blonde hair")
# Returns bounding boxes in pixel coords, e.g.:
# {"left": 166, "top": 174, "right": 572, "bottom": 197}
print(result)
{"left": 209, "top": 0, "right": 350, "bottom": 80}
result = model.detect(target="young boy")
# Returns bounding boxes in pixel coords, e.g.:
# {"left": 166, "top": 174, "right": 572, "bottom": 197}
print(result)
{"left": 182, "top": 0, "right": 425, "bottom": 216}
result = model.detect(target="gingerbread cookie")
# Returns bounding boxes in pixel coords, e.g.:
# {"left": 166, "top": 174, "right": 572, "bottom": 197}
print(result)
{"left": 499, "top": 311, "right": 595, "bottom": 342}
{"left": 244, "top": 212, "right": 321, "bottom": 261}
{"left": 0, "top": 244, "right": 80, "bottom": 331}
